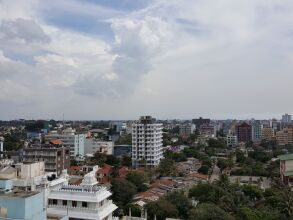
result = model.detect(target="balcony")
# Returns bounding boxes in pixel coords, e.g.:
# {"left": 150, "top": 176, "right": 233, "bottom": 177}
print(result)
{"left": 47, "top": 201, "right": 117, "bottom": 220}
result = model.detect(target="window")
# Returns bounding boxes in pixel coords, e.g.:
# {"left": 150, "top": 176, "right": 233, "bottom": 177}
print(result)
{"left": 53, "top": 199, "right": 57, "bottom": 205}
{"left": 82, "top": 202, "right": 88, "bottom": 208}
{"left": 72, "top": 201, "right": 77, "bottom": 207}
{"left": 63, "top": 200, "right": 67, "bottom": 206}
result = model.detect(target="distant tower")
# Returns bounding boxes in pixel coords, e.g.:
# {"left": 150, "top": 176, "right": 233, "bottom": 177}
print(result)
{"left": 0, "top": 137, "right": 4, "bottom": 159}
{"left": 132, "top": 116, "right": 163, "bottom": 168}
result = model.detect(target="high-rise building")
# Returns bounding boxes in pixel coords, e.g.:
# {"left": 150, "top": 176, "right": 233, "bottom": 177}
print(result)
{"left": 132, "top": 116, "right": 163, "bottom": 167}
{"left": 251, "top": 121, "right": 262, "bottom": 142}
{"left": 282, "top": 113, "right": 292, "bottom": 124}
{"left": 237, "top": 122, "right": 252, "bottom": 143}
{"left": 192, "top": 117, "right": 210, "bottom": 129}
{"left": 179, "top": 123, "right": 195, "bottom": 137}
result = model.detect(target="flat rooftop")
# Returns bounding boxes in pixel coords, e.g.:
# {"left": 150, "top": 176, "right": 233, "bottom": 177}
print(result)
{"left": 0, "top": 189, "right": 39, "bottom": 198}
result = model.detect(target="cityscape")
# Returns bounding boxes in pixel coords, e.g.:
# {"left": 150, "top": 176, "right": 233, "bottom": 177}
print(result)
{"left": 1, "top": 0, "right": 293, "bottom": 220}
{"left": 0, "top": 114, "right": 292, "bottom": 219}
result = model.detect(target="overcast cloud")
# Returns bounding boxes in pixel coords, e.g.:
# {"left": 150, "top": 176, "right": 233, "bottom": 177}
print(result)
{"left": 0, "top": 0, "right": 293, "bottom": 120}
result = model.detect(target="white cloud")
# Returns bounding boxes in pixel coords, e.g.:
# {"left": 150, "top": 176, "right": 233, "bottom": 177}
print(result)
{"left": 1, "top": 0, "right": 293, "bottom": 119}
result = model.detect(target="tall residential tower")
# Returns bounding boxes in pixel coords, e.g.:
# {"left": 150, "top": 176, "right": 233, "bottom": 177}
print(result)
{"left": 132, "top": 116, "right": 163, "bottom": 167}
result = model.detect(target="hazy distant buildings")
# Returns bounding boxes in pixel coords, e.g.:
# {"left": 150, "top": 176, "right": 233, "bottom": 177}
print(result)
{"left": 261, "top": 127, "right": 274, "bottom": 141}
{"left": 132, "top": 116, "right": 163, "bottom": 167}
{"left": 282, "top": 113, "right": 292, "bottom": 124}
{"left": 251, "top": 121, "right": 262, "bottom": 142}
{"left": 179, "top": 123, "right": 195, "bottom": 137}
{"left": 84, "top": 138, "right": 114, "bottom": 155}
{"left": 192, "top": 117, "right": 210, "bottom": 128}
{"left": 237, "top": 122, "right": 252, "bottom": 143}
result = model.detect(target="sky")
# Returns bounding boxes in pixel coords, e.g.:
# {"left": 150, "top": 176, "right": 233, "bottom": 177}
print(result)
{"left": 0, "top": 0, "right": 293, "bottom": 120}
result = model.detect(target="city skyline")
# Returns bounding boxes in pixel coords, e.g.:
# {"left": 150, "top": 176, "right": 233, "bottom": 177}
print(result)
{"left": 1, "top": 0, "right": 293, "bottom": 120}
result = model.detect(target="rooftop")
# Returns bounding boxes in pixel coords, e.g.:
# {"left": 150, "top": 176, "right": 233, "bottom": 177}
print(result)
{"left": 0, "top": 189, "right": 39, "bottom": 198}
{"left": 278, "top": 154, "right": 293, "bottom": 161}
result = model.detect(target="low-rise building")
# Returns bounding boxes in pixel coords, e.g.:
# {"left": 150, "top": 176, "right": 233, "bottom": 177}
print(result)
{"left": 276, "top": 128, "right": 293, "bottom": 146}
{"left": 226, "top": 135, "right": 237, "bottom": 147}
{"left": 47, "top": 166, "right": 117, "bottom": 220}
{"left": 84, "top": 138, "right": 114, "bottom": 155}
{"left": 0, "top": 179, "right": 47, "bottom": 220}
{"left": 278, "top": 154, "right": 293, "bottom": 186}
{"left": 23, "top": 141, "right": 70, "bottom": 176}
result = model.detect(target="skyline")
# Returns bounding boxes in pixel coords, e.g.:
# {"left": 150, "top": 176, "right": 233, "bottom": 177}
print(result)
{"left": 1, "top": 0, "right": 293, "bottom": 120}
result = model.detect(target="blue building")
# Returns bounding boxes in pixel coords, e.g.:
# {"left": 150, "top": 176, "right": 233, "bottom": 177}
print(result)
{"left": 0, "top": 179, "right": 46, "bottom": 220}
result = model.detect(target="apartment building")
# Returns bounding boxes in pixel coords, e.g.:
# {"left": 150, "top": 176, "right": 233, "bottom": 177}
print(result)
{"left": 237, "top": 122, "right": 252, "bottom": 143}
{"left": 46, "top": 128, "right": 85, "bottom": 158}
{"left": 132, "top": 116, "right": 163, "bottom": 167}
{"left": 251, "top": 121, "right": 262, "bottom": 142}
{"left": 23, "top": 141, "right": 70, "bottom": 176}
{"left": 276, "top": 128, "right": 293, "bottom": 146}
{"left": 261, "top": 127, "right": 274, "bottom": 141}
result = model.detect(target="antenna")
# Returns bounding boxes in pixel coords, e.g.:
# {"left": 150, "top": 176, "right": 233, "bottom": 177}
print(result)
{"left": 63, "top": 113, "right": 65, "bottom": 128}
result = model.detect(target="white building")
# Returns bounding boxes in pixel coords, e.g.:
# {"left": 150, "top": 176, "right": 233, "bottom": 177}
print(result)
{"left": 0, "top": 136, "right": 4, "bottom": 158}
{"left": 47, "top": 167, "right": 117, "bottom": 220}
{"left": 226, "top": 135, "right": 238, "bottom": 147}
{"left": 46, "top": 128, "right": 85, "bottom": 158}
{"left": 179, "top": 123, "right": 195, "bottom": 136}
{"left": 251, "top": 121, "right": 262, "bottom": 142}
{"left": 84, "top": 138, "right": 114, "bottom": 155}
{"left": 132, "top": 116, "right": 163, "bottom": 167}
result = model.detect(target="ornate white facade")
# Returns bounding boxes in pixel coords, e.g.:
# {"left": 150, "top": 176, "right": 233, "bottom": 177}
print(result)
{"left": 47, "top": 167, "right": 117, "bottom": 220}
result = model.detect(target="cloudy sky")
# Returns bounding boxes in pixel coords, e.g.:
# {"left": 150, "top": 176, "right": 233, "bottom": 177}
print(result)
{"left": 0, "top": 0, "right": 293, "bottom": 120}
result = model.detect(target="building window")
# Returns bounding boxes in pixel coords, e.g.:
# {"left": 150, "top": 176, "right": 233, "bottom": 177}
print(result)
{"left": 82, "top": 202, "right": 88, "bottom": 208}
{"left": 72, "top": 201, "right": 77, "bottom": 207}
{"left": 53, "top": 199, "right": 57, "bottom": 205}
{"left": 63, "top": 200, "right": 67, "bottom": 206}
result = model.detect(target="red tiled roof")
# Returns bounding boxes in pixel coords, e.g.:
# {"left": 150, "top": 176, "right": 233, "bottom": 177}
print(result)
{"left": 118, "top": 166, "right": 129, "bottom": 178}
{"left": 189, "top": 172, "right": 209, "bottom": 180}
{"left": 96, "top": 164, "right": 112, "bottom": 175}
{"left": 50, "top": 139, "right": 63, "bottom": 145}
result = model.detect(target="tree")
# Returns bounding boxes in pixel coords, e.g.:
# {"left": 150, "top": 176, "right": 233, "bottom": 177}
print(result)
{"left": 241, "top": 185, "right": 263, "bottom": 201}
{"left": 237, "top": 207, "right": 281, "bottom": 220}
{"left": 198, "top": 165, "right": 209, "bottom": 175}
{"left": 92, "top": 152, "right": 107, "bottom": 167}
{"left": 111, "top": 178, "right": 137, "bottom": 206}
{"left": 121, "top": 155, "right": 132, "bottom": 167}
{"left": 157, "top": 159, "right": 177, "bottom": 176}
{"left": 145, "top": 198, "right": 178, "bottom": 220}
{"left": 189, "top": 203, "right": 235, "bottom": 220}
{"left": 207, "top": 138, "right": 226, "bottom": 148}
{"left": 126, "top": 171, "right": 149, "bottom": 192}
{"left": 165, "top": 191, "right": 192, "bottom": 219}
{"left": 116, "top": 134, "right": 132, "bottom": 145}
{"left": 217, "top": 158, "right": 233, "bottom": 171}
{"left": 105, "top": 155, "right": 120, "bottom": 167}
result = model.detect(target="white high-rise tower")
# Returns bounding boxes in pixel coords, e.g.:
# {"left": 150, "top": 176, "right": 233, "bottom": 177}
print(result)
{"left": 0, "top": 137, "right": 4, "bottom": 158}
{"left": 132, "top": 116, "right": 163, "bottom": 167}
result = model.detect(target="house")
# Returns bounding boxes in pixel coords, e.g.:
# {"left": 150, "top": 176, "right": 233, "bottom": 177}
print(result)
{"left": 278, "top": 154, "right": 293, "bottom": 186}
{"left": 96, "top": 163, "right": 112, "bottom": 184}
{"left": 118, "top": 166, "right": 129, "bottom": 178}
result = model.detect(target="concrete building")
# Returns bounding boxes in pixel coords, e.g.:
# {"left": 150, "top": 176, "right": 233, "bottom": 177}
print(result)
{"left": 0, "top": 179, "right": 46, "bottom": 220}
{"left": 278, "top": 154, "right": 293, "bottom": 186}
{"left": 276, "top": 128, "right": 293, "bottom": 146}
{"left": 251, "top": 121, "right": 262, "bottom": 142}
{"left": 192, "top": 117, "right": 210, "bottom": 129}
{"left": 46, "top": 128, "right": 85, "bottom": 158}
{"left": 84, "top": 138, "right": 114, "bottom": 155}
{"left": 226, "top": 135, "right": 237, "bottom": 147}
{"left": 261, "top": 127, "right": 274, "bottom": 141}
{"left": 132, "top": 116, "right": 163, "bottom": 167}
{"left": 23, "top": 141, "right": 70, "bottom": 176}
{"left": 179, "top": 123, "right": 195, "bottom": 137}
{"left": 282, "top": 113, "right": 292, "bottom": 124}
{"left": 0, "top": 137, "right": 4, "bottom": 159}
{"left": 237, "top": 122, "right": 252, "bottom": 143}
{"left": 47, "top": 166, "right": 117, "bottom": 220}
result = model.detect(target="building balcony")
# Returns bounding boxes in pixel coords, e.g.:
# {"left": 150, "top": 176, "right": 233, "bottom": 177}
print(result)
{"left": 47, "top": 201, "right": 117, "bottom": 220}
